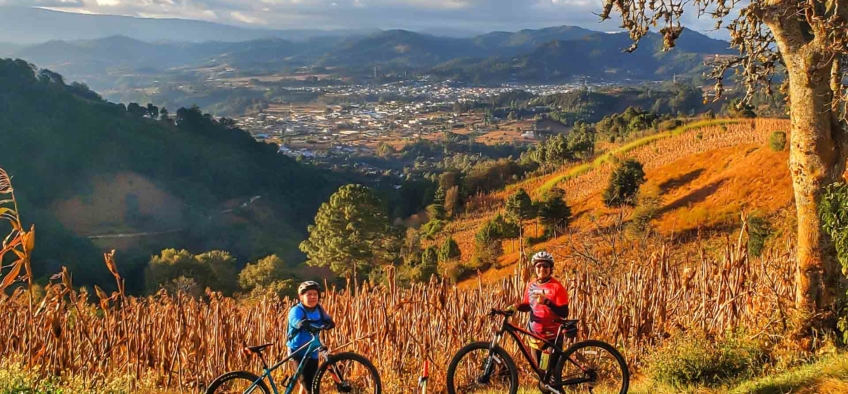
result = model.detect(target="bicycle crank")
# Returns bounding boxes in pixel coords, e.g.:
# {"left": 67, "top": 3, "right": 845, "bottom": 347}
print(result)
{"left": 538, "top": 383, "right": 563, "bottom": 394}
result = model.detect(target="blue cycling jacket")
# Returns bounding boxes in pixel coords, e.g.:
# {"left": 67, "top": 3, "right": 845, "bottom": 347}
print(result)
{"left": 286, "top": 303, "right": 332, "bottom": 359}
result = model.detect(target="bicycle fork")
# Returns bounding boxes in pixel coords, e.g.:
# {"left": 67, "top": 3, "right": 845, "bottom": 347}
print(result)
{"left": 319, "top": 349, "right": 348, "bottom": 390}
{"left": 479, "top": 332, "right": 503, "bottom": 384}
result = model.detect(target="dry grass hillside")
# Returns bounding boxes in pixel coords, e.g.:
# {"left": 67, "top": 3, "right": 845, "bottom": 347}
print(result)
{"left": 52, "top": 172, "right": 186, "bottom": 236}
{"left": 435, "top": 118, "right": 793, "bottom": 286}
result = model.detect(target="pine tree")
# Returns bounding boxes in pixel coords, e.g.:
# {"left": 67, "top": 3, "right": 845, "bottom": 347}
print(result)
{"left": 299, "top": 184, "right": 392, "bottom": 282}
{"left": 505, "top": 188, "right": 535, "bottom": 256}
{"left": 602, "top": 159, "right": 646, "bottom": 208}
{"left": 538, "top": 188, "right": 572, "bottom": 238}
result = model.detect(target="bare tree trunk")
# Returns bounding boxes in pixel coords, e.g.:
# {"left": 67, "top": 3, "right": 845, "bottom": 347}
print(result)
{"left": 518, "top": 220, "right": 525, "bottom": 258}
{"left": 775, "top": 31, "right": 847, "bottom": 335}
{"left": 353, "top": 268, "right": 358, "bottom": 298}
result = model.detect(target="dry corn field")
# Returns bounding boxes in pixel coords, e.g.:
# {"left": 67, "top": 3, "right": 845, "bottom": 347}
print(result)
{"left": 0, "top": 236, "right": 794, "bottom": 393}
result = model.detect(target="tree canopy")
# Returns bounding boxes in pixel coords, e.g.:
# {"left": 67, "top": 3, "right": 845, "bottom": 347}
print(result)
{"left": 603, "top": 159, "right": 647, "bottom": 208}
{"left": 299, "top": 184, "right": 393, "bottom": 279}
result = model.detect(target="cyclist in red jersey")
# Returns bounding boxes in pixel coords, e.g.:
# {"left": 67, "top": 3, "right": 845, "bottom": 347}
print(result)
{"left": 505, "top": 251, "right": 569, "bottom": 367}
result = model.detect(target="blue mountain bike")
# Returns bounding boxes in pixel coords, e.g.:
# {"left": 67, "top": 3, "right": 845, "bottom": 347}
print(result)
{"left": 205, "top": 321, "right": 381, "bottom": 394}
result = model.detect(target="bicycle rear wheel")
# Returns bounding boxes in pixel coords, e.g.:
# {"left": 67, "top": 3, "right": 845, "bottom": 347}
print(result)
{"left": 205, "top": 371, "right": 271, "bottom": 394}
{"left": 554, "top": 340, "right": 629, "bottom": 394}
{"left": 312, "top": 352, "right": 382, "bottom": 394}
{"left": 446, "top": 341, "right": 518, "bottom": 394}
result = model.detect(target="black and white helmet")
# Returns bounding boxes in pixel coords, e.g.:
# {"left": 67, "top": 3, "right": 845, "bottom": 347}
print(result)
{"left": 298, "top": 280, "right": 321, "bottom": 295}
{"left": 531, "top": 251, "right": 554, "bottom": 266}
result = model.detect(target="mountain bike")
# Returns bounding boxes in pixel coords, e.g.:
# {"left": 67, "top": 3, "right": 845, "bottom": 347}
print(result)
{"left": 446, "top": 309, "right": 629, "bottom": 394}
{"left": 205, "top": 321, "right": 381, "bottom": 394}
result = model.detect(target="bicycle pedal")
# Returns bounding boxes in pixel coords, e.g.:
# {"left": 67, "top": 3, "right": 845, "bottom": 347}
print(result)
{"left": 538, "top": 383, "right": 562, "bottom": 394}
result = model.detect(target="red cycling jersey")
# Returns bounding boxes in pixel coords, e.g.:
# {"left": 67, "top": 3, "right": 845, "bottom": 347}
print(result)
{"left": 522, "top": 277, "right": 569, "bottom": 339}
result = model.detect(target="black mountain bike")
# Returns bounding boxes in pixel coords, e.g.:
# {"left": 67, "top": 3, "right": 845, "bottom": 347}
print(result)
{"left": 446, "top": 309, "right": 629, "bottom": 394}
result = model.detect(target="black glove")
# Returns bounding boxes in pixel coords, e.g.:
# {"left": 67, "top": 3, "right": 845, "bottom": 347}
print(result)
{"left": 324, "top": 319, "right": 336, "bottom": 330}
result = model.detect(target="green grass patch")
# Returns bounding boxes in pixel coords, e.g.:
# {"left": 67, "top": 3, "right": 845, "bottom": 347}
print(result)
{"left": 728, "top": 352, "right": 848, "bottom": 394}
{"left": 0, "top": 358, "right": 163, "bottom": 394}
{"left": 631, "top": 351, "right": 848, "bottom": 394}
{"left": 647, "top": 332, "right": 768, "bottom": 387}
{"left": 538, "top": 119, "right": 742, "bottom": 194}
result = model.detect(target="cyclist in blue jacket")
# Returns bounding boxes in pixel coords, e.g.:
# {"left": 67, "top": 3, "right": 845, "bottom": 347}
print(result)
{"left": 287, "top": 281, "right": 335, "bottom": 394}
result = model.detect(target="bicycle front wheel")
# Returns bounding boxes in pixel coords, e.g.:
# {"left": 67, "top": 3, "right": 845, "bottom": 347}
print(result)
{"left": 312, "top": 352, "right": 382, "bottom": 394}
{"left": 205, "top": 371, "right": 271, "bottom": 394}
{"left": 554, "top": 340, "right": 629, "bottom": 394}
{"left": 446, "top": 341, "right": 518, "bottom": 394}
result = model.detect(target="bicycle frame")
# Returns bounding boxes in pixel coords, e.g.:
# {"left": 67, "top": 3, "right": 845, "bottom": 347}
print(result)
{"left": 244, "top": 333, "right": 325, "bottom": 394}
{"left": 487, "top": 313, "right": 594, "bottom": 389}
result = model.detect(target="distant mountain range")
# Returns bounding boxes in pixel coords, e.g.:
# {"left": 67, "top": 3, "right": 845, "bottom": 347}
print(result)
{"left": 316, "top": 26, "right": 601, "bottom": 68}
{"left": 0, "top": 42, "right": 21, "bottom": 58}
{"left": 428, "top": 29, "right": 731, "bottom": 82}
{"left": 1, "top": 6, "right": 733, "bottom": 89}
{"left": 10, "top": 25, "right": 607, "bottom": 70}
{"left": 8, "top": 26, "right": 731, "bottom": 86}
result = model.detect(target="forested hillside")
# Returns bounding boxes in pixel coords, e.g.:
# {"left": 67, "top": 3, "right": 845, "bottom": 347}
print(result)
{"left": 0, "top": 59, "right": 338, "bottom": 290}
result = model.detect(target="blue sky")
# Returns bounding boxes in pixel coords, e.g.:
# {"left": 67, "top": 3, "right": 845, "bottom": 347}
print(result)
{"left": 1, "top": 0, "right": 727, "bottom": 36}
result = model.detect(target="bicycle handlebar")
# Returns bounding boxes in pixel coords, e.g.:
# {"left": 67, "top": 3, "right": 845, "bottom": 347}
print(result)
{"left": 303, "top": 319, "right": 334, "bottom": 334}
{"left": 488, "top": 308, "right": 515, "bottom": 317}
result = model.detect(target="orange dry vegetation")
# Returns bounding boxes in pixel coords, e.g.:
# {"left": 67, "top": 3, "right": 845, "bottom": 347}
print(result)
{"left": 52, "top": 172, "right": 185, "bottom": 236}
{"left": 475, "top": 129, "right": 535, "bottom": 145}
{"left": 650, "top": 144, "right": 792, "bottom": 233}
{"left": 438, "top": 118, "right": 792, "bottom": 285}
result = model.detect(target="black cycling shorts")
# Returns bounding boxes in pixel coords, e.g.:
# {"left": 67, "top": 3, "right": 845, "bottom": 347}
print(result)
{"left": 292, "top": 355, "right": 319, "bottom": 393}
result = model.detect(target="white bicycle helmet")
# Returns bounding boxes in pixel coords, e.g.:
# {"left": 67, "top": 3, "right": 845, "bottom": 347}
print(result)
{"left": 531, "top": 251, "right": 554, "bottom": 266}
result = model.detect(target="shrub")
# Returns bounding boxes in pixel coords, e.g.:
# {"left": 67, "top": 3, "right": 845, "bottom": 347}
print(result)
{"left": 397, "top": 246, "right": 440, "bottom": 285}
{"left": 603, "top": 159, "right": 646, "bottom": 207}
{"left": 469, "top": 240, "right": 502, "bottom": 270}
{"left": 238, "top": 255, "right": 293, "bottom": 298}
{"left": 648, "top": 332, "right": 769, "bottom": 387}
{"left": 658, "top": 119, "right": 684, "bottom": 131}
{"left": 439, "top": 236, "right": 461, "bottom": 262}
{"left": 819, "top": 182, "right": 848, "bottom": 343}
{"left": 769, "top": 131, "right": 787, "bottom": 151}
{"left": 747, "top": 213, "right": 773, "bottom": 257}
{"left": 628, "top": 187, "right": 661, "bottom": 235}
{"left": 821, "top": 182, "right": 848, "bottom": 271}
{"left": 438, "top": 260, "right": 471, "bottom": 283}
{"left": 419, "top": 219, "right": 445, "bottom": 239}
{"left": 145, "top": 249, "right": 239, "bottom": 295}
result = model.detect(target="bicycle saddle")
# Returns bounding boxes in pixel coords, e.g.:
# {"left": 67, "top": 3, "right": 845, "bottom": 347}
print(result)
{"left": 556, "top": 318, "right": 579, "bottom": 327}
{"left": 246, "top": 343, "right": 273, "bottom": 353}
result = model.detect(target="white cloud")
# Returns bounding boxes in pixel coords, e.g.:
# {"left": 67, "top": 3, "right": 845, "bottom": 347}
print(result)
{"left": 8, "top": 0, "right": 729, "bottom": 37}
{"left": 231, "top": 10, "right": 265, "bottom": 24}
{"left": 0, "top": 0, "right": 84, "bottom": 6}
